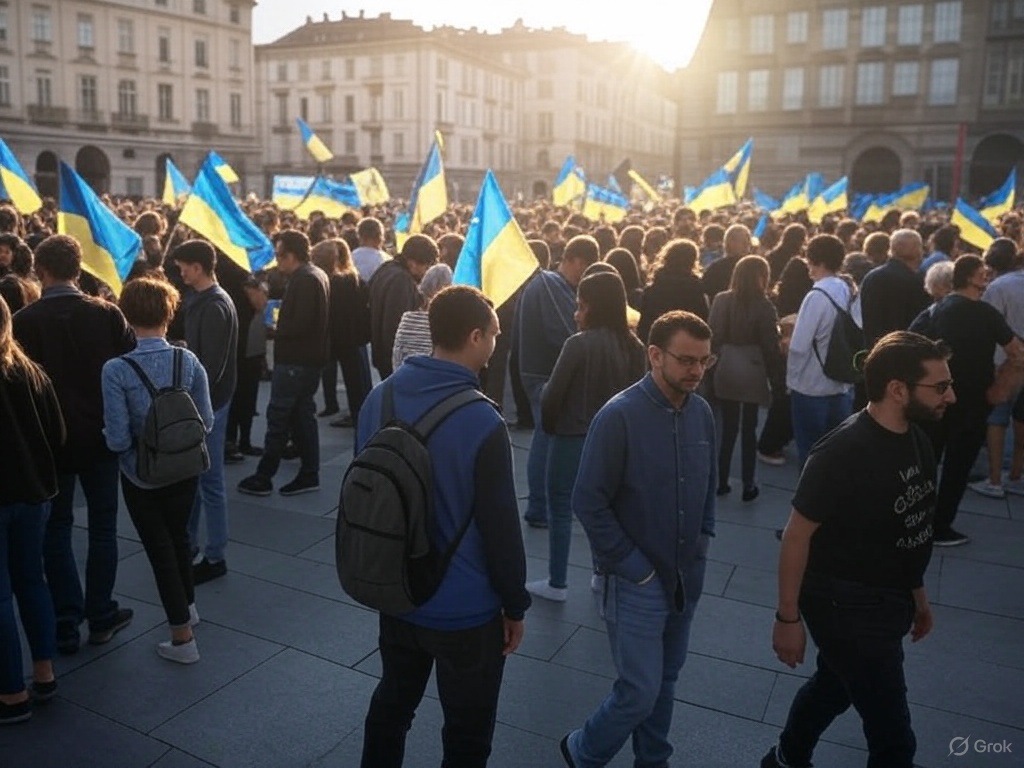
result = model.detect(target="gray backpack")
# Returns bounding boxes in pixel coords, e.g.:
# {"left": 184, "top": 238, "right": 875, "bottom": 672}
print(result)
{"left": 122, "top": 348, "right": 210, "bottom": 487}
{"left": 336, "top": 384, "right": 492, "bottom": 616}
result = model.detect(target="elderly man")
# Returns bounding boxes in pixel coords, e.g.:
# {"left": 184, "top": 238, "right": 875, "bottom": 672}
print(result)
{"left": 859, "top": 229, "right": 932, "bottom": 349}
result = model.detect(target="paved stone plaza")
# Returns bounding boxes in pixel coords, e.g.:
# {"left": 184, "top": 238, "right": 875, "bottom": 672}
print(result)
{"left": 5, "top": 383, "right": 1023, "bottom": 768}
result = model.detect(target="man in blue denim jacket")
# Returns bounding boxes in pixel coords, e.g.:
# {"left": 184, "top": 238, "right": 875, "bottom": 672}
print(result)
{"left": 561, "top": 310, "right": 717, "bottom": 768}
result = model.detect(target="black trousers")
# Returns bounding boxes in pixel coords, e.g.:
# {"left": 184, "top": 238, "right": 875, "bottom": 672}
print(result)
{"left": 758, "top": 392, "right": 793, "bottom": 454}
{"left": 121, "top": 475, "right": 198, "bottom": 627}
{"left": 361, "top": 613, "right": 506, "bottom": 768}
{"left": 718, "top": 399, "right": 759, "bottom": 488}
{"left": 227, "top": 355, "right": 262, "bottom": 448}
{"left": 322, "top": 345, "right": 373, "bottom": 423}
{"left": 924, "top": 399, "right": 990, "bottom": 534}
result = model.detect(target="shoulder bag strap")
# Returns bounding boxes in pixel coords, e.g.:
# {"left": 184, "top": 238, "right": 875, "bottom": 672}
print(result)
{"left": 416, "top": 389, "right": 494, "bottom": 439}
{"left": 121, "top": 355, "right": 159, "bottom": 399}
{"left": 173, "top": 347, "right": 183, "bottom": 389}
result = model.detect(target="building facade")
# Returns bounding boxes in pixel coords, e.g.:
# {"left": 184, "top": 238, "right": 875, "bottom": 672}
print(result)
{"left": 0, "top": 0, "right": 260, "bottom": 198}
{"left": 679, "top": 0, "right": 1024, "bottom": 202}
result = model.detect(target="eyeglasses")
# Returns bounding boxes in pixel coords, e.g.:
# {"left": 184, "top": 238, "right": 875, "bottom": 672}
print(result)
{"left": 910, "top": 379, "right": 954, "bottom": 395}
{"left": 662, "top": 350, "right": 718, "bottom": 369}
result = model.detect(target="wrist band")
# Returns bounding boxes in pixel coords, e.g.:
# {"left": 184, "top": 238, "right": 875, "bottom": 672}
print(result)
{"left": 775, "top": 610, "right": 801, "bottom": 624}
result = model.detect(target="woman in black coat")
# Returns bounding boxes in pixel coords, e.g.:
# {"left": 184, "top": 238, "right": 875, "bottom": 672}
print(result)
{"left": 637, "top": 238, "right": 709, "bottom": 344}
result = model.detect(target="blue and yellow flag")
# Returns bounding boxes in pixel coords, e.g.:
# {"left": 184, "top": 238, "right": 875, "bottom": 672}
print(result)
{"left": 862, "top": 182, "right": 930, "bottom": 222}
{"left": 296, "top": 118, "right": 334, "bottom": 164}
{"left": 952, "top": 198, "right": 998, "bottom": 251}
{"left": 271, "top": 175, "right": 316, "bottom": 209}
{"left": 980, "top": 168, "right": 1016, "bottom": 225}
{"left": 774, "top": 174, "right": 826, "bottom": 217}
{"left": 162, "top": 157, "right": 191, "bottom": 207}
{"left": 396, "top": 134, "right": 447, "bottom": 248}
{"left": 627, "top": 169, "right": 661, "bottom": 202}
{"left": 180, "top": 153, "right": 273, "bottom": 272}
{"left": 288, "top": 175, "right": 360, "bottom": 220}
{"left": 723, "top": 138, "right": 753, "bottom": 199}
{"left": 753, "top": 188, "right": 778, "bottom": 212}
{"left": 582, "top": 184, "right": 629, "bottom": 223}
{"left": 350, "top": 166, "right": 390, "bottom": 206}
{"left": 808, "top": 177, "right": 849, "bottom": 224}
{"left": 57, "top": 162, "right": 140, "bottom": 296}
{"left": 0, "top": 138, "right": 42, "bottom": 214}
{"left": 209, "top": 150, "right": 239, "bottom": 184}
{"left": 553, "top": 156, "right": 587, "bottom": 207}
{"left": 687, "top": 168, "right": 737, "bottom": 212}
{"left": 453, "top": 170, "right": 538, "bottom": 309}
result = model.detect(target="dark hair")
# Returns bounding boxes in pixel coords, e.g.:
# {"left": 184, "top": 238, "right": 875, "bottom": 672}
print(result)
{"left": 779, "top": 223, "right": 807, "bottom": 252}
{"left": 952, "top": 253, "right": 984, "bottom": 289}
{"left": 428, "top": 285, "right": 494, "bottom": 351}
{"left": 274, "top": 229, "right": 311, "bottom": 262}
{"left": 984, "top": 237, "right": 1018, "bottom": 276}
{"left": 171, "top": 239, "right": 216, "bottom": 275}
{"left": 651, "top": 238, "right": 699, "bottom": 282}
{"left": 357, "top": 216, "right": 383, "bottom": 243}
{"left": 562, "top": 234, "right": 601, "bottom": 267}
{"left": 604, "top": 247, "right": 641, "bottom": 294}
{"left": 400, "top": 233, "right": 440, "bottom": 266}
{"left": 805, "top": 234, "right": 845, "bottom": 272}
{"left": 0, "top": 204, "right": 21, "bottom": 234}
{"left": 836, "top": 218, "right": 859, "bottom": 243}
{"left": 437, "top": 232, "right": 465, "bottom": 271}
{"left": 729, "top": 255, "right": 770, "bottom": 306}
{"left": 581, "top": 261, "right": 617, "bottom": 279}
{"left": 641, "top": 226, "right": 669, "bottom": 259}
{"left": 527, "top": 239, "right": 550, "bottom": 270}
{"left": 310, "top": 238, "right": 354, "bottom": 276}
{"left": 133, "top": 210, "right": 165, "bottom": 238}
{"left": 34, "top": 234, "right": 82, "bottom": 281}
{"left": 648, "top": 310, "right": 712, "bottom": 348}
{"left": 118, "top": 275, "right": 180, "bottom": 328}
{"left": 931, "top": 225, "right": 958, "bottom": 254}
{"left": 864, "top": 231, "right": 891, "bottom": 261}
{"left": 864, "top": 331, "right": 952, "bottom": 403}
{"left": 618, "top": 225, "right": 644, "bottom": 260}
{"left": 0, "top": 274, "right": 27, "bottom": 313}
{"left": 577, "top": 271, "right": 629, "bottom": 337}
{"left": 701, "top": 224, "right": 725, "bottom": 248}
{"left": 593, "top": 226, "right": 617, "bottom": 257}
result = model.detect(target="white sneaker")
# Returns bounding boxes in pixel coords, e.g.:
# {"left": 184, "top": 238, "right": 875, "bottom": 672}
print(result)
{"left": 188, "top": 603, "right": 200, "bottom": 628}
{"left": 1003, "top": 477, "right": 1024, "bottom": 496}
{"left": 157, "top": 638, "right": 200, "bottom": 664}
{"left": 757, "top": 451, "right": 786, "bottom": 467}
{"left": 968, "top": 480, "right": 1006, "bottom": 499}
{"left": 526, "top": 579, "right": 567, "bottom": 603}
{"left": 590, "top": 573, "right": 604, "bottom": 593}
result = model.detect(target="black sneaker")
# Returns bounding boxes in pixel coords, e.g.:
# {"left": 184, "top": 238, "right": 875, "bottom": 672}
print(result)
{"left": 193, "top": 557, "right": 227, "bottom": 585}
{"left": 933, "top": 528, "right": 970, "bottom": 547}
{"left": 318, "top": 406, "right": 340, "bottom": 417}
{"left": 0, "top": 699, "right": 31, "bottom": 725}
{"left": 224, "top": 447, "right": 245, "bottom": 464}
{"left": 238, "top": 474, "right": 273, "bottom": 496}
{"left": 760, "top": 746, "right": 781, "bottom": 768}
{"left": 329, "top": 415, "right": 354, "bottom": 428}
{"left": 281, "top": 442, "right": 300, "bottom": 460}
{"left": 31, "top": 679, "right": 57, "bottom": 704}
{"left": 239, "top": 444, "right": 264, "bottom": 457}
{"left": 524, "top": 516, "right": 548, "bottom": 529}
{"left": 56, "top": 623, "right": 80, "bottom": 655}
{"left": 280, "top": 474, "right": 320, "bottom": 496}
{"left": 559, "top": 734, "right": 576, "bottom": 767}
{"left": 742, "top": 485, "right": 760, "bottom": 502}
{"left": 88, "top": 608, "right": 134, "bottom": 645}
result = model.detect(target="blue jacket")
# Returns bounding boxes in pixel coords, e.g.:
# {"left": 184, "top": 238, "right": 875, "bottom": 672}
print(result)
{"left": 356, "top": 356, "right": 530, "bottom": 630}
{"left": 573, "top": 374, "right": 716, "bottom": 607}
{"left": 516, "top": 270, "right": 577, "bottom": 378}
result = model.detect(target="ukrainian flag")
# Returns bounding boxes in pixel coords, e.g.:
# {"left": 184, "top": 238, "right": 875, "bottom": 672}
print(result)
{"left": 296, "top": 118, "right": 334, "bottom": 164}
{"left": 582, "top": 184, "right": 629, "bottom": 223}
{"left": 552, "top": 156, "right": 587, "bottom": 207}
{"left": 162, "top": 157, "right": 191, "bottom": 207}
{"left": 687, "top": 168, "right": 737, "bottom": 212}
{"left": 627, "top": 169, "right": 661, "bottom": 202}
{"left": 753, "top": 213, "right": 769, "bottom": 239}
{"left": 808, "top": 177, "right": 849, "bottom": 224}
{"left": 209, "top": 150, "right": 239, "bottom": 184}
{"left": 350, "top": 167, "right": 390, "bottom": 205}
{"left": 271, "top": 175, "right": 316, "bottom": 209}
{"left": 0, "top": 138, "right": 42, "bottom": 214}
{"left": 57, "top": 162, "right": 140, "bottom": 296}
{"left": 980, "top": 169, "right": 1016, "bottom": 225}
{"left": 452, "top": 170, "right": 539, "bottom": 309}
{"left": 292, "top": 176, "right": 360, "bottom": 220}
{"left": 753, "top": 188, "right": 778, "bottom": 212}
{"left": 396, "top": 134, "right": 447, "bottom": 248}
{"left": 952, "top": 198, "right": 998, "bottom": 251}
{"left": 774, "top": 174, "right": 825, "bottom": 217}
{"left": 723, "top": 138, "right": 753, "bottom": 199}
{"left": 180, "top": 153, "right": 273, "bottom": 272}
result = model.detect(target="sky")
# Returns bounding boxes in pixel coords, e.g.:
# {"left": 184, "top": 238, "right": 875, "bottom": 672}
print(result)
{"left": 253, "top": 1, "right": 714, "bottom": 71}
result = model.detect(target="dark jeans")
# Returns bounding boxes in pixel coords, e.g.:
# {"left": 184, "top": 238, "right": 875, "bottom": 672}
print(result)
{"left": 361, "top": 613, "right": 507, "bottom": 768}
{"left": 778, "top": 575, "right": 916, "bottom": 768}
{"left": 121, "top": 475, "right": 198, "bottom": 628}
{"left": 44, "top": 454, "right": 121, "bottom": 634}
{"left": 508, "top": 343, "right": 532, "bottom": 427}
{"left": 758, "top": 393, "right": 792, "bottom": 454}
{"left": 256, "top": 363, "right": 322, "bottom": 480}
{"left": 924, "top": 399, "right": 989, "bottom": 534}
{"left": 323, "top": 345, "right": 372, "bottom": 423}
{"left": 718, "top": 399, "right": 759, "bottom": 489}
{"left": 228, "top": 355, "right": 263, "bottom": 448}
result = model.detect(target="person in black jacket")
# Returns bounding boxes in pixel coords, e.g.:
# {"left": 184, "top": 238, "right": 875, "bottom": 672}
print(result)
{"left": 767, "top": 223, "right": 807, "bottom": 285}
{"left": 0, "top": 294, "right": 65, "bottom": 723}
{"left": 638, "top": 238, "right": 708, "bottom": 344}
{"left": 859, "top": 229, "right": 930, "bottom": 349}
{"left": 238, "top": 230, "right": 329, "bottom": 498}
{"left": 701, "top": 223, "right": 752, "bottom": 303}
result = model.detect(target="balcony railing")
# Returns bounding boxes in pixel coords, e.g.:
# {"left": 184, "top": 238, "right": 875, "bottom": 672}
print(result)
{"left": 192, "top": 121, "right": 219, "bottom": 138}
{"left": 75, "top": 109, "right": 106, "bottom": 128}
{"left": 111, "top": 112, "right": 149, "bottom": 131}
{"left": 28, "top": 105, "right": 69, "bottom": 125}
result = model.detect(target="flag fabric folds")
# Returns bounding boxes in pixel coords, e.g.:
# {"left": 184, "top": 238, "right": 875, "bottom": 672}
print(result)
{"left": 753, "top": 213, "right": 769, "bottom": 239}
{"left": 627, "top": 169, "right": 661, "bottom": 202}
{"left": 0, "top": 138, "right": 42, "bottom": 214}
{"left": 291, "top": 176, "right": 360, "bottom": 220}
{"left": 552, "top": 156, "right": 587, "bottom": 207}
{"left": 296, "top": 118, "right": 334, "bottom": 164}
{"left": 271, "top": 175, "right": 317, "bottom": 209}
{"left": 808, "top": 177, "right": 849, "bottom": 224}
{"left": 582, "top": 184, "right": 629, "bottom": 223}
{"left": 399, "top": 135, "right": 447, "bottom": 244}
{"left": 774, "top": 174, "right": 826, "bottom": 217}
{"left": 209, "top": 151, "right": 239, "bottom": 184}
{"left": 951, "top": 198, "right": 998, "bottom": 251}
{"left": 180, "top": 153, "right": 274, "bottom": 273}
{"left": 162, "top": 158, "right": 191, "bottom": 207}
{"left": 979, "top": 169, "right": 1016, "bottom": 225}
{"left": 861, "top": 182, "right": 931, "bottom": 222}
{"left": 350, "top": 167, "right": 390, "bottom": 205}
{"left": 57, "top": 162, "right": 140, "bottom": 296}
{"left": 723, "top": 138, "right": 753, "bottom": 199}
{"left": 753, "top": 188, "right": 778, "bottom": 212}
{"left": 687, "top": 168, "right": 737, "bottom": 212}
{"left": 452, "top": 170, "right": 538, "bottom": 309}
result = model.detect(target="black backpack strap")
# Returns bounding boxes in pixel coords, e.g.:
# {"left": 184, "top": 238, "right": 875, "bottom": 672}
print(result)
{"left": 173, "top": 347, "right": 183, "bottom": 389}
{"left": 415, "top": 389, "right": 493, "bottom": 440}
{"left": 810, "top": 286, "right": 846, "bottom": 314}
{"left": 121, "top": 355, "right": 159, "bottom": 399}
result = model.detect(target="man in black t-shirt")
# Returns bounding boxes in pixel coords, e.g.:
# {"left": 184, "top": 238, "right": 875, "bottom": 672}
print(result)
{"left": 762, "top": 332, "right": 954, "bottom": 768}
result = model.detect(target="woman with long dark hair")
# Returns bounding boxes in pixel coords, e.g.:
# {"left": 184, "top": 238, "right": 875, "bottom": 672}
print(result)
{"left": 638, "top": 238, "right": 709, "bottom": 344}
{"left": 528, "top": 272, "right": 646, "bottom": 601}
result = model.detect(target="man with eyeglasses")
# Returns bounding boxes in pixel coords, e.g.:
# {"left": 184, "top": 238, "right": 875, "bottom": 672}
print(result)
{"left": 764, "top": 331, "right": 954, "bottom": 768}
{"left": 560, "top": 310, "right": 717, "bottom": 768}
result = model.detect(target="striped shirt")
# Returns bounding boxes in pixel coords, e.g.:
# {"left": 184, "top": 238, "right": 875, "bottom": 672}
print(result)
{"left": 392, "top": 310, "right": 433, "bottom": 370}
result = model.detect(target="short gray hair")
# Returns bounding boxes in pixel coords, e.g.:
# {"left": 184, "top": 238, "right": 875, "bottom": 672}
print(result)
{"left": 419, "top": 263, "right": 453, "bottom": 303}
{"left": 924, "top": 260, "right": 953, "bottom": 298}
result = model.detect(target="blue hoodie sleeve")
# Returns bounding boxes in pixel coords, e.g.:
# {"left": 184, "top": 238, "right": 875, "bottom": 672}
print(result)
{"left": 100, "top": 360, "right": 132, "bottom": 454}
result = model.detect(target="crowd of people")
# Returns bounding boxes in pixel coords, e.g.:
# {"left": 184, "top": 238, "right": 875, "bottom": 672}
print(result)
{"left": 1, "top": 189, "right": 1023, "bottom": 768}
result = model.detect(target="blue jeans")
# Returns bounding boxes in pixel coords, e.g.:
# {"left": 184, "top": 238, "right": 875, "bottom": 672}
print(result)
{"left": 568, "top": 549, "right": 708, "bottom": 768}
{"left": 546, "top": 435, "right": 585, "bottom": 589}
{"left": 790, "top": 390, "right": 854, "bottom": 469}
{"left": 521, "top": 374, "right": 550, "bottom": 524}
{"left": 43, "top": 454, "right": 121, "bottom": 634}
{"left": 189, "top": 403, "right": 230, "bottom": 562}
{"left": 1, "top": 502, "right": 56, "bottom": 694}
{"left": 256, "top": 364, "right": 322, "bottom": 480}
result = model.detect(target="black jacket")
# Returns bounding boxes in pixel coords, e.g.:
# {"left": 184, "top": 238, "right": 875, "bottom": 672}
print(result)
{"left": 183, "top": 284, "right": 238, "bottom": 410}
{"left": 275, "top": 263, "right": 330, "bottom": 367}
{"left": 859, "top": 259, "right": 931, "bottom": 348}
{"left": 0, "top": 367, "right": 65, "bottom": 504}
{"left": 328, "top": 271, "right": 371, "bottom": 352}
{"left": 638, "top": 273, "right": 709, "bottom": 345}
{"left": 368, "top": 260, "right": 419, "bottom": 372}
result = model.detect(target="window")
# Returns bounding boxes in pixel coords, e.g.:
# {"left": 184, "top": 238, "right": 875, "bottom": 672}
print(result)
{"left": 787, "top": 11, "right": 809, "bottom": 43}
{"left": 897, "top": 5, "right": 923, "bottom": 45}
{"left": 822, "top": 9, "right": 848, "bottom": 50}
{"left": 747, "top": 70, "right": 770, "bottom": 111}
{"left": 126, "top": 177, "right": 143, "bottom": 197}
{"left": 196, "top": 88, "right": 210, "bottom": 121}
{"left": 856, "top": 62, "right": 886, "bottom": 104}
{"left": 818, "top": 65, "right": 845, "bottom": 107}
{"left": 319, "top": 93, "right": 331, "bottom": 121}
{"left": 229, "top": 40, "right": 240, "bottom": 69}
{"left": 344, "top": 58, "right": 354, "bottom": 79}
{"left": 299, "top": 96, "right": 308, "bottom": 121}
{"left": 460, "top": 138, "right": 469, "bottom": 164}
{"left": 538, "top": 112, "right": 553, "bottom": 139}
{"left": 193, "top": 0, "right": 206, "bottom": 14}
{"left": 195, "top": 37, "right": 208, "bottom": 68}
{"left": 716, "top": 71, "right": 738, "bottom": 113}
{"left": 892, "top": 62, "right": 920, "bottom": 96}
{"left": 321, "top": 59, "right": 331, "bottom": 80}
{"left": 369, "top": 56, "right": 382, "bottom": 77}
{"left": 275, "top": 93, "right": 287, "bottom": 125}
{"left": 537, "top": 79, "right": 553, "bottom": 98}
{"left": 276, "top": 62, "right": 287, "bottom": 82}
{"left": 934, "top": 2, "right": 962, "bottom": 43}
{"left": 79, "top": 76, "right": 97, "bottom": 113}
{"left": 393, "top": 133, "right": 404, "bottom": 157}
{"left": 158, "top": 83, "right": 173, "bottom": 120}
{"left": 393, "top": 90, "right": 404, "bottom": 119}
{"left": 782, "top": 68, "right": 804, "bottom": 110}
{"left": 229, "top": 4, "right": 240, "bottom": 24}
{"left": 929, "top": 58, "right": 959, "bottom": 105}
{"left": 35, "top": 72, "right": 51, "bottom": 106}
{"left": 118, "top": 19, "right": 134, "bottom": 54}
{"left": 724, "top": 18, "right": 740, "bottom": 51}
{"left": 0, "top": 7, "right": 8, "bottom": 44}
{"left": 370, "top": 132, "right": 381, "bottom": 156}
{"left": 158, "top": 28, "right": 171, "bottom": 63}
{"left": 436, "top": 56, "right": 448, "bottom": 80}
{"left": 298, "top": 61, "right": 309, "bottom": 80}
{"left": 117, "top": 80, "right": 137, "bottom": 115}
{"left": 436, "top": 89, "right": 447, "bottom": 121}
{"left": 78, "top": 14, "right": 94, "bottom": 48}
{"left": 0, "top": 66, "right": 9, "bottom": 106}
{"left": 31, "top": 8, "right": 52, "bottom": 42}
{"left": 394, "top": 55, "right": 405, "bottom": 77}
{"left": 861, "top": 7, "right": 887, "bottom": 47}
{"left": 983, "top": 41, "right": 1024, "bottom": 106}
{"left": 344, "top": 94, "right": 354, "bottom": 122}
{"left": 344, "top": 130, "right": 355, "bottom": 154}
{"left": 230, "top": 93, "right": 242, "bottom": 127}
{"left": 750, "top": 15, "right": 774, "bottom": 54}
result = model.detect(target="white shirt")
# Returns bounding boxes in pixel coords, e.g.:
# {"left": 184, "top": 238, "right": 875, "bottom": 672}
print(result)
{"left": 787, "top": 275, "right": 857, "bottom": 397}
{"left": 984, "top": 269, "right": 1024, "bottom": 365}
{"left": 352, "top": 246, "right": 387, "bottom": 284}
